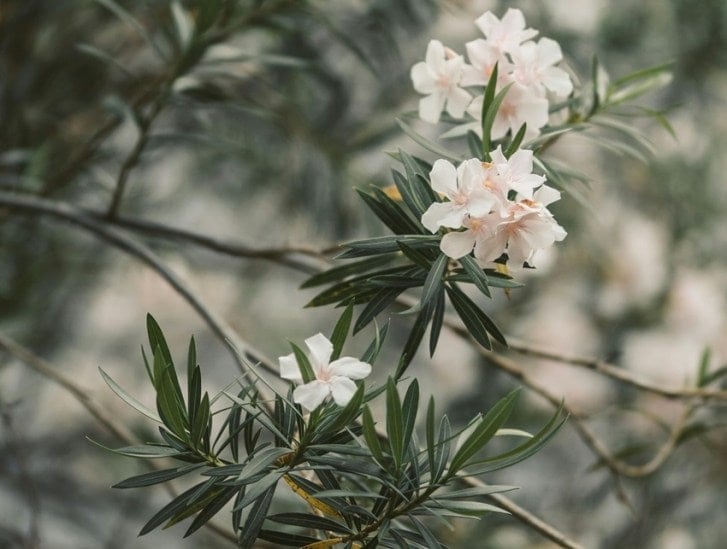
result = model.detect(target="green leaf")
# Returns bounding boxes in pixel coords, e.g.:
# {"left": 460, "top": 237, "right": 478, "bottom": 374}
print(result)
{"left": 267, "top": 512, "right": 352, "bottom": 534}
{"left": 183, "top": 486, "right": 238, "bottom": 537}
{"left": 330, "top": 303, "right": 354, "bottom": 361}
{"left": 100, "top": 442, "right": 183, "bottom": 459}
{"left": 437, "top": 485, "right": 518, "bottom": 499}
{"left": 427, "top": 499, "right": 508, "bottom": 516}
{"left": 446, "top": 284, "right": 506, "bottom": 349}
{"left": 138, "top": 480, "right": 210, "bottom": 535}
{"left": 464, "top": 404, "right": 566, "bottom": 475}
{"left": 391, "top": 167, "right": 434, "bottom": 219}
{"left": 237, "top": 447, "right": 290, "bottom": 482}
{"left": 190, "top": 392, "right": 211, "bottom": 449}
{"left": 301, "top": 256, "right": 395, "bottom": 289}
{"left": 99, "top": 368, "right": 161, "bottom": 422}
{"left": 607, "top": 62, "right": 673, "bottom": 106}
{"left": 386, "top": 378, "right": 405, "bottom": 471}
{"left": 431, "top": 415, "right": 451, "bottom": 483}
{"left": 409, "top": 515, "right": 443, "bottom": 549}
{"left": 114, "top": 464, "right": 204, "bottom": 488}
{"left": 336, "top": 235, "right": 439, "bottom": 259}
{"left": 467, "top": 130, "right": 483, "bottom": 159}
{"left": 429, "top": 290, "right": 445, "bottom": 357}
{"left": 257, "top": 530, "right": 319, "bottom": 547}
{"left": 354, "top": 287, "right": 405, "bottom": 334}
{"left": 458, "top": 255, "right": 491, "bottom": 298}
{"left": 396, "top": 119, "right": 462, "bottom": 162}
{"left": 420, "top": 253, "right": 447, "bottom": 309}
{"left": 238, "top": 483, "right": 277, "bottom": 549}
{"left": 315, "top": 384, "right": 365, "bottom": 438}
{"left": 504, "top": 123, "right": 527, "bottom": 157}
{"left": 361, "top": 320, "right": 389, "bottom": 364}
{"left": 450, "top": 389, "right": 519, "bottom": 472}
{"left": 156, "top": 365, "right": 189, "bottom": 439}
{"left": 426, "top": 396, "right": 436, "bottom": 481}
{"left": 357, "top": 188, "right": 422, "bottom": 235}
{"left": 401, "top": 380, "right": 419, "bottom": 460}
{"left": 147, "top": 314, "right": 174, "bottom": 374}
{"left": 397, "top": 241, "right": 438, "bottom": 270}
{"left": 362, "top": 406, "right": 385, "bottom": 465}
{"left": 290, "top": 342, "right": 316, "bottom": 384}
{"left": 395, "top": 300, "right": 435, "bottom": 379}
{"left": 232, "top": 471, "right": 284, "bottom": 512}
{"left": 482, "top": 84, "right": 513, "bottom": 158}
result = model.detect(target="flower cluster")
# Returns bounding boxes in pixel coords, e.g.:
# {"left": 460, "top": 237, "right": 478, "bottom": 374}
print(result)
{"left": 422, "top": 147, "right": 566, "bottom": 269}
{"left": 410, "top": 8, "right": 572, "bottom": 139}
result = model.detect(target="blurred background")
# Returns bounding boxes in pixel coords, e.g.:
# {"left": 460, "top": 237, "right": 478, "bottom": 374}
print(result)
{"left": 1, "top": 0, "right": 726, "bottom": 547}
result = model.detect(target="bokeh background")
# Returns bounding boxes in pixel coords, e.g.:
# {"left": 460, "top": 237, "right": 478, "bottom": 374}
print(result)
{"left": 1, "top": 0, "right": 726, "bottom": 547}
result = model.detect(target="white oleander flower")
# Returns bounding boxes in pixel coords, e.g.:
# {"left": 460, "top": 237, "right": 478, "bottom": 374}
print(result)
{"left": 510, "top": 37, "right": 573, "bottom": 98}
{"left": 474, "top": 8, "right": 538, "bottom": 56}
{"left": 466, "top": 81, "right": 549, "bottom": 140}
{"left": 490, "top": 146, "right": 545, "bottom": 199}
{"left": 410, "top": 40, "right": 472, "bottom": 123}
{"left": 279, "top": 333, "right": 371, "bottom": 412}
{"left": 461, "top": 38, "right": 511, "bottom": 88}
{"left": 421, "top": 158, "right": 498, "bottom": 232}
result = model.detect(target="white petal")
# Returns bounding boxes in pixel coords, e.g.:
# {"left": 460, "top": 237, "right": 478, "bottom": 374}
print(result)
{"left": 474, "top": 230, "right": 508, "bottom": 263}
{"left": 445, "top": 86, "right": 472, "bottom": 119}
{"left": 467, "top": 191, "right": 497, "bottom": 217}
{"left": 279, "top": 353, "right": 302, "bottom": 381}
{"left": 329, "top": 357, "right": 372, "bottom": 380}
{"left": 441, "top": 230, "right": 476, "bottom": 259}
{"left": 419, "top": 92, "right": 446, "bottom": 124}
{"left": 534, "top": 185, "right": 561, "bottom": 206}
{"left": 329, "top": 377, "right": 358, "bottom": 407}
{"left": 425, "top": 40, "right": 446, "bottom": 74}
{"left": 429, "top": 159, "right": 458, "bottom": 196}
{"left": 410, "top": 62, "right": 436, "bottom": 94}
{"left": 536, "top": 37, "right": 563, "bottom": 66}
{"left": 542, "top": 67, "right": 573, "bottom": 97}
{"left": 293, "top": 380, "right": 330, "bottom": 411}
{"left": 421, "top": 201, "right": 461, "bottom": 232}
{"left": 304, "top": 333, "right": 333, "bottom": 371}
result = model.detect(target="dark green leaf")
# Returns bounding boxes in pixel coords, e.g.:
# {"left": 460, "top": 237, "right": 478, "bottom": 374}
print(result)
{"left": 330, "top": 303, "right": 354, "bottom": 361}
{"left": 290, "top": 342, "right": 316, "bottom": 384}
{"left": 504, "top": 123, "right": 527, "bottom": 157}
{"left": 429, "top": 290, "right": 445, "bottom": 357}
{"left": 301, "top": 256, "right": 396, "bottom": 289}
{"left": 146, "top": 314, "right": 173, "bottom": 373}
{"left": 458, "top": 255, "right": 491, "bottom": 298}
{"left": 386, "top": 378, "right": 404, "bottom": 471}
{"left": 361, "top": 320, "right": 389, "bottom": 364}
{"left": 114, "top": 464, "right": 204, "bottom": 488}
{"left": 362, "top": 406, "right": 385, "bottom": 464}
{"left": 238, "top": 483, "right": 277, "bottom": 549}
{"left": 420, "top": 253, "right": 447, "bottom": 309}
{"left": 336, "top": 235, "right": 439, "bottom": 259}
{"left": 446, "top": 284, "right": 506, "bottom": 349}
{"left": 401, "top": 380, "right": 419, "bottom": 460}
{"left": 184, "top": 486, "right": 238, "bottom": 537}
{"left": 257, "top": 530, "right": 319, "bottom": 546}
{"left": 267, "top": 512, "right": 352, "bottom": 534}
{"left": 354, "top": 287, "right": 405, "bottom": 334}
{"left": 450, "top": 389, "right": 519, "bottom": 472}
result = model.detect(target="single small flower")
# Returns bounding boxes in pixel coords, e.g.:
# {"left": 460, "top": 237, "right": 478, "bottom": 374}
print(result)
{"left": 490, "top": 145, "right": 545, "bottom": 199}
{"left": 510, "top": 37, "right": 573, "bottom": 98}
{"left": 410, "top": 40, "right": 472, "bottom": 123}
{"left": 474, "top": 8, "right": 538, "bottom": 56}
{"left": 421, "top": 158, "right": 498, "bottom": 232}
{"left": 279, "top": 333, "right": 371, "bottom": 412}
{"left": 467, "top": 80, "right": 549, "bottom": 140}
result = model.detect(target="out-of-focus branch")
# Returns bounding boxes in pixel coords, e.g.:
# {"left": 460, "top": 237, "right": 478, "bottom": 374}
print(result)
{"left": 0, "top": 334, "right": 237, "bottom": 545}
{"left": 0, "top": 190, "right": 278, "bottom": 385}
{"left": 506, "top": 339, "right": 727, "bottom": 401}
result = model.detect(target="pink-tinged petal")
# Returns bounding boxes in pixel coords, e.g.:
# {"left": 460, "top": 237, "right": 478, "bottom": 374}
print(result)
{"left": 279, "top": 353, "right": 303, "bottom": 381}
{"left": 304, "top": 332, "right": 333, "bottom": 371}
{"left": 441, "top": 230, "right": 476, "bottom": 259}
{"left": 474, "top": 230, "right": 508, "bottom": 263}
{"left": 429, "top": 159, "right": 458, "bottom": 196}
{"left": 329, "top": 376, "right": 358, "bottom": 406}
{"left": 474, "top": 11, "right": 500, "bottom": 38}
{"left": 507, "top": 148, "right": 534, "bottom": 174}
{"left": 411, "top": 62, "right": 436, "bottom": 94}
{"left": 534, "top": 185, "right": 561, "bottom": 206}
{"left": 542, "top": 67, "right": 573, "bottom": 97}
{"left": 489, "top": 145, "right": 507, "bottom": 166}
{"left": 419, "top": 92, "right": 446, "bottom": 124}
{"left": 293, "top": 380, "right": 330, "bottom": 411}
{"left": 536, "top": 38, "right": 563, "bottom": 67}
{"left": 467, "top": 191, "right": 497, "bottom": 217}
{"left": 421, "top": 202, "right": 461, "bottom": 232}
{"left": 435, "top": 205, "right": 469, "bottom": 229}
{"left": 329, "top": 357, "right": 372, "bottom": 380}
{"left": 446, "top": 86, "right": 472, "bottom": 119}
{"left": 425, "top": 40, "right": 446, "bottom": 74}
{"left": 457, "top": 158, "right": 486, "bottom": 189}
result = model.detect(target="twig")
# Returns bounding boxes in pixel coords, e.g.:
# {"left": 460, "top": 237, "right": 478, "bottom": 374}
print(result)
{"left": 506, "top": 338, "right": 727, "bottom": 401}
{"left": 0, "top": 334, "right": 237, "bottom": 545}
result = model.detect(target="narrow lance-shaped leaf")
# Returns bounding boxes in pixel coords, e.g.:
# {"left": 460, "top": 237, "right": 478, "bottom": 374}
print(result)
{"left": 330, "top": 303, "right": 354, "bottom": 361}
{"left": 386, "top": 378, "right": 405, "bottom": 471}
